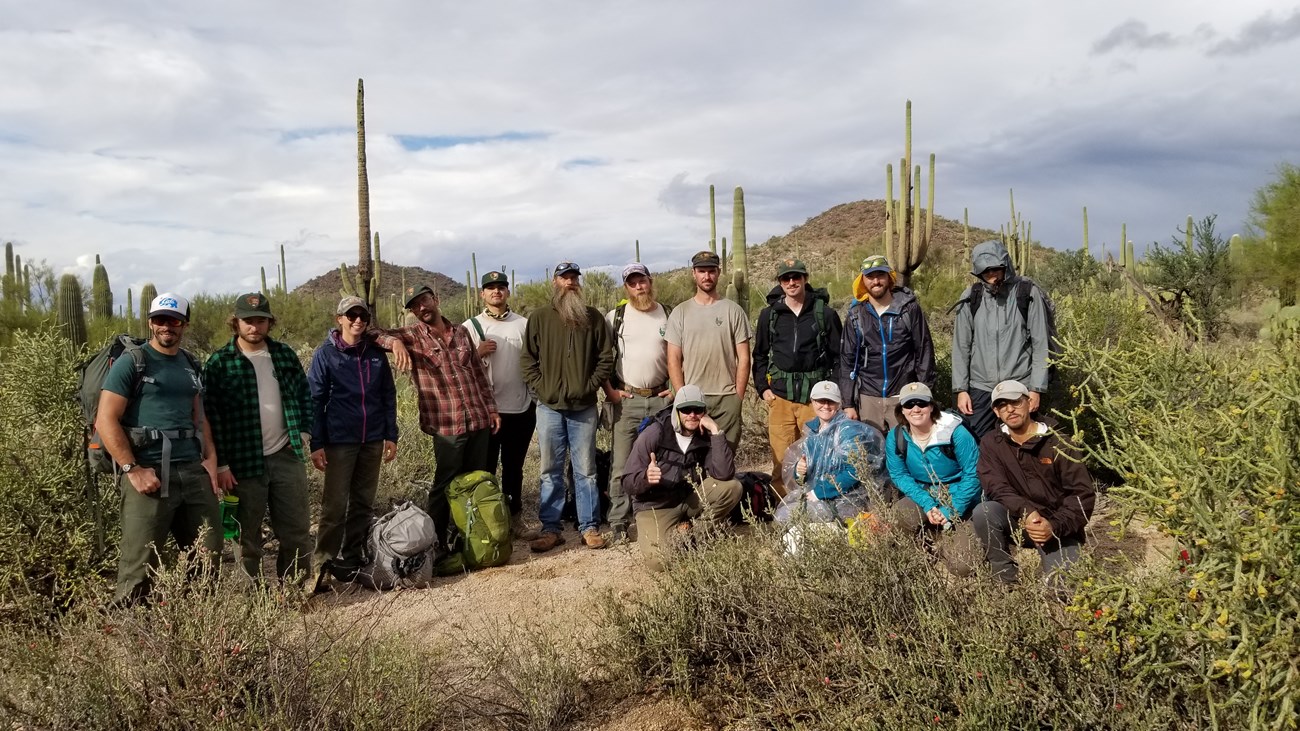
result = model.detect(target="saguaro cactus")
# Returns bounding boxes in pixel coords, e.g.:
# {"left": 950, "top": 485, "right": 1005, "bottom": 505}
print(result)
{"left": 279, "top": 244, "right": 288, "bottom": 293}
{"left": 2, "top": 242, "right": 13, "bottom": 302}
{"left": 709, "top": 185, "right": 717, "bottom": 254}
{"left": 261, "top": 266, "right": 269, "bottom": 295}
{"left": 355, "top": 78, "right": 374, "bottom": 308}
{"left": 140, "top": 283, "right": 157, "bottom": 319}
{"left": 725, "top": 187, "right": 749, "bottom": 316}
{"left": 1000, "top": 189, "right": 1032, "bottom": 275}
{"left": 126, "top": 287, "right": 134, "bottom": 331}
{"left": 1083, "top": 206, "right": 1091, "bottom": 258}
{"left": 91, "top": 254, "right": 113, "bottom": 319}
{"left": 635, "top": 239, "right": 641, "bottom": 262}
{"left": 883, "top": 100, "right": 936, "bottom": 288}
{"left": 57, "top": 274, "right": 87, "bottom": 349}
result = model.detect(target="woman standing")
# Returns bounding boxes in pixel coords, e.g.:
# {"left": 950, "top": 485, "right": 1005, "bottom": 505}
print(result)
{"left": 307, "top": 297, "right": 399, "bottom": 591}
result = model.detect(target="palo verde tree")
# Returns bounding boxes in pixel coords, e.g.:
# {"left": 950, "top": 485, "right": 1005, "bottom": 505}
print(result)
{"left": 1246, "top": 162, "right": 1300, "bottom": 307}
{"left": 1143, "top": 215, "right": 1235, "bottom": 340}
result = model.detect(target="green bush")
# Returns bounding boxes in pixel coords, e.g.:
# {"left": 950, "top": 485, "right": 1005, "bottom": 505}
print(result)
{"left": 601, "top": 524, "right": 1216, "bottom": 729}
{"left": 1061, "top": 325, "right": 1299, "bottom": 728}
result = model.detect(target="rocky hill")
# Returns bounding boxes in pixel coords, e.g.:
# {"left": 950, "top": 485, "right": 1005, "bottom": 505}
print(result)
{"left": 293, "top": 260, "right": 465, "bottom": 304}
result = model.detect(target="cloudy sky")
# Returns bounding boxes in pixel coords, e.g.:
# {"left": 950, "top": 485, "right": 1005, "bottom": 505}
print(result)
{"left": 2, "top": 1, "right": 1297, "bottom": 305}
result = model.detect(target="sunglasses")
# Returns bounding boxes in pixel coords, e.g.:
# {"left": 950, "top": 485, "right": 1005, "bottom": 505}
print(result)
{"left": 676, "top": 406, "right": 706, "bottom": 416}
{"left": 993, "top": 398, "right": 1027, "bottom": 410}
{"left": 812, "top": 398, "right": 839, "bottom": 406}
{"left": 778, "top": 274, "right": 805, "bottom": 283}
{"left": 342, "top": 310, "right": 371, "bottom": 323}
{"left": 900, "top": 400, "right": 930, "bottom": 410}
{"left": 150, "top": 316, "right": 186, "bottom": 328}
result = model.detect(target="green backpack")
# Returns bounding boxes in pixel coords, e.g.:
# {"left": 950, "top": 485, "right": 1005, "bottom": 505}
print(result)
{"left": 441, "top": 470, "right": 513, "bottom": 572}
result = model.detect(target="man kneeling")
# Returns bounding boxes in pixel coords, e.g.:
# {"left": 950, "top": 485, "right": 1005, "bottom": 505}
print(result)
{"left": 621, "top": 385, "right": 742, "bottom": 571}
{"left": 973, "top": 380, "right": 1095, "bottom": 585}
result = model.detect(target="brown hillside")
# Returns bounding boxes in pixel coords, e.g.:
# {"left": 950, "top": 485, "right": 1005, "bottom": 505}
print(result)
{"left": 294, "top": 260, "right": 466, "bottom": 303}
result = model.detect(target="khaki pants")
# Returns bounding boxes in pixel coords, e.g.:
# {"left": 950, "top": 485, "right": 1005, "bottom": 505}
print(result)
{"left": 889, "top": 496, "right": 980, "bottom": 577}
{"left": 856, "top": 394, "right": 899, "bottom": 434}
{"left": 766, "top": 395, "right": 815, "bottom": 497}
{"left": 703, "top": 393, "right": 743, "bottom": 448}
{"left": 635, "top": 477, "right": 742, "bottom": 572}
{"left": 609, "top": 393, "right": 672, "bottom": 529}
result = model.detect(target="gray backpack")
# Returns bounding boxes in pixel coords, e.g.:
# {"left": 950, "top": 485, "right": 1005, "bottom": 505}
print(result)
{"left": 354, "top": 501, "right": 437, "bottom": 591}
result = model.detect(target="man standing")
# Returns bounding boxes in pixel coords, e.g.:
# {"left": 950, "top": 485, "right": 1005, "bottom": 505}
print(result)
{"left": 621, "top": 385, "right": 742, "bottom": 571}
{"left": 520, "top": 262, "right": 615, "bottom": 552}
{"left": 753, "top": 258, "right": 842, "bottom": 496}
{"left": 203, "top": 293, "right": 314, "bottom": 583}
{"left": 464, "top": 270, "right": 536, "bottom": 535}
{"left": 838, "top": 254, "right": 936, "bottom": 434}
{"left": 98, "top": 293, "right": 221, "bottom": 605}
{"left": 972, "top": 380, "right": 1094, "bottom": 585}
{"left": 603, "top": 263, "right": 673, "bottom": 542}
{"left": 952, "top": 240, "right": 1052, "bottom": 439}
{"left": 665, "top": 251, "right": 752, "bottom": 447}
{"left": 377, "top": 284, "right": 500, "bottom": 549}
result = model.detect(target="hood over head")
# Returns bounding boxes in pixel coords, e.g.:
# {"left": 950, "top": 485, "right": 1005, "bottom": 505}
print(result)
{"left": 970, "top": 240, "right": 1017, "bottom": 280}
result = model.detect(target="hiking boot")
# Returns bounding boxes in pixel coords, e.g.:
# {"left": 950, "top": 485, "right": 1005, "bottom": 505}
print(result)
{"left": 513, "top": 517, "right": 542, "bottom": 541}
{"left": 582, "top": 528, "right": 607, "bottom": 550}
{"left": 312, "top": 563, "right": 333, "bottom": 594}
{"left": 529, "top": 531, "right": 565, "bottom": 553}
{"left": 609, "top": 524, "right": 630, "bottom": 545}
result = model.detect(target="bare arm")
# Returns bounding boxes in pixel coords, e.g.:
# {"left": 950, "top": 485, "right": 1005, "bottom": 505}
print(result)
{"left": 96, "top": 391, "right": 160, "bottom": 495}
{"left": 667, "top": 342, "right": 684, "bottom": 391}
{"left": 734, "top": 339, "right": 751, "bottom": 402}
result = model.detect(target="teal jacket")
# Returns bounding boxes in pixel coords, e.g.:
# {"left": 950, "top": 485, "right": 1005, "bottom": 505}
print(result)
{"left": 801, "top": 411, "right": 884, "bottom": 501}
{"left": 885, "top": 411, "right": 981, "bottom": 521}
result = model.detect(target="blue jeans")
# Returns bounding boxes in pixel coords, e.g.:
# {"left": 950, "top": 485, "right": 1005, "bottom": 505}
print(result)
{"left": 537, "top": 403, "right": 599, "bottom": 533}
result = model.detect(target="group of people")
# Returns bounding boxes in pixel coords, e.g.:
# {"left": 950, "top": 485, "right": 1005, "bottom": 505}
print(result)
{"left": 96, "top": 238, "right": 1094, "bottom": 604}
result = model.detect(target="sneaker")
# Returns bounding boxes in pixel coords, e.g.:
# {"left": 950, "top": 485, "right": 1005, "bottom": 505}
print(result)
{"left": 529, "top": 531, "right": 565, "bottom": 553}
{"left": 582, "top": 528, "right": 607, "bottom": 550}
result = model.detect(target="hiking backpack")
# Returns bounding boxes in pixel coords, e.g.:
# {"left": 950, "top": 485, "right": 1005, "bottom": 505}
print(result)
{"left": 892, "top": 412, "right": 969, "bottom": 464}
{"left": 76, "top": 334, "right": 204, "bottom": 474}
{"left": 728, "top": 471, "right": 779, "bottom": 525}
{"left": 355, "top": 501, "right": 437, "bottom": 590}
{"left": 444, "top": 470, "right": 513, "bottom": 571}
{"left": 763, "top": 297, "right": 830, "bottom": 402}
{"left": 953, "top": 278, "right": 1061, "bottom": 381}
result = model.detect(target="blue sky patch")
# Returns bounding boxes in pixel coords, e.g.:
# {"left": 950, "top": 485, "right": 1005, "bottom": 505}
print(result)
{"left": 395, "top": 131, "right": 548, "bottom": 150}
{"left": 562, "top": 157, "right": 606, "bottom": 169}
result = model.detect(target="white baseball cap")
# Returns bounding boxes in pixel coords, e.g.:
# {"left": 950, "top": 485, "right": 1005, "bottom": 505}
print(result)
{"left": 810, "top": 381, "right": 842, "bottom": 403}
{"left": 148, "top": 292, "right": 191, "bottom": 322}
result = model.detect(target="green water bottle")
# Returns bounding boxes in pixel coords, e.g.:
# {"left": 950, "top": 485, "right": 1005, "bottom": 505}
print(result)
{"left": 221, "top": 494, "right": 240, "bottom": 541}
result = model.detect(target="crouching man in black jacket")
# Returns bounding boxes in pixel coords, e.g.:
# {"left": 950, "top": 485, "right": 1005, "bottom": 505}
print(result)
{"left": 621, "top": 384, "right": 742, "bottom": 571}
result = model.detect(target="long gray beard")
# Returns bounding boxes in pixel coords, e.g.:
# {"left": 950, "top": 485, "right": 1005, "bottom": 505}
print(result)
{"left": 552, "top": 287, "right": 589, "bottom": 330}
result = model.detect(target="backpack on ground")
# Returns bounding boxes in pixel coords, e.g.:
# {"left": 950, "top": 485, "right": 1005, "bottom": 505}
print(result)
{"left": 444, "top": 470, "right": 513, "bottom": 571}
{"left": 728, "top": 471, "right": 779, "bottom": 525}
{"left": 355, "top": 501, "right": 437, "bottom": 590}
{"left": 76, "top": 334, "right": 204, "bottom": 474}
{"left": 952, "top": 278, "right": 1060, "bottom": 381}
{"left": 892, "top": 412, "right": 968, "bottom": 463}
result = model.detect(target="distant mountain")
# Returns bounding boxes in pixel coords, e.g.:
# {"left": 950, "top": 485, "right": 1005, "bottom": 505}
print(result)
{"left": 293, "top": 260, "right": 465, "bottom": 304}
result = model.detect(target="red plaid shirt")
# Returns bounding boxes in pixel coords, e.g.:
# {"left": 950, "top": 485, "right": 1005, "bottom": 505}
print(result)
{"left": 377, "top": 318, "right": 497, "bottom": 437}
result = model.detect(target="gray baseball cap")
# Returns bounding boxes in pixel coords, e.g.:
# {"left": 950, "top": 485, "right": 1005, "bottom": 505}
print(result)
{"left": 990, "top": 380, "right": 1030, "bottom": 404}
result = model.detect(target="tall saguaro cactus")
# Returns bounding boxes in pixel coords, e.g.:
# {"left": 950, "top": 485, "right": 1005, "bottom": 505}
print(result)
{"left": 57, "top": 274, "right": 87, "bottom": 350}
{"left": 725, "top": 187, "right": 749, "bottom": 316}
{"left": 883, "top": 100, "right": 935, "bottom": 289}
{"left": 279, "top": 244, "right": 288, "bottom": 294}
{"left": 126, "top": 287, "right": 134, "bottom": 331}
{"left": 139, "top": 283, "right": 158, "bottom": 321}
{"left": 1083, "top": 206, "right": 1091, "bottom": 258}
{"left": 355, "top": 78, "right": 375, "bottom": 308}
{"left": 91, "top": 254, "right": 113, "bottom": 319}
{"left": 708, "top": 184, "right": 717, "bottom": 254}
{"left": 2, "top": 242, "right": 13, "bottom": 302}
{"left": 1000, "top": 189, "right": 1032, "bottom": 275}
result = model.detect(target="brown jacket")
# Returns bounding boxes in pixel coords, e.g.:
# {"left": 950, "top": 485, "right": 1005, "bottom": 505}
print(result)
{"left": 976, "top": 417, "right": 1095, "bottom": 538}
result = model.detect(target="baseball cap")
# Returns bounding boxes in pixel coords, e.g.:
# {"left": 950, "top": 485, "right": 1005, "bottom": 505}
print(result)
{"left": 481, "top": 270, "right": 509, "bottom": 288}
{"left": 233, "top": 292, "right": 273, "bottom": 320}
{"left": 148, "top": 292, "right": 191, "bottom": 322}
{"left": 554, "top": 261, "right": 581, "bottom": 277}
{"left": 776, "top": 258, "right": 809, "bottom": 278}
{"left": 404, "top": 284, "right": 435, "bottom": 308}
{"left": 990, "top": 380, "right": 1030, "bottom": 405}
{"left": 898, "top": 382, "right": 933, "bottom": 404}
{"left": 336, "top": 296, "right": 368, "bottom": 315}
{"left": 809, "top": 381, "right": 842, "bottom": 403}
{"left": 861, "top": 254, "right": 893, "bottom": 275}
{"left": 690, "top": 251, "right": 721, "bottom": 268}
{"left": 621, "top": 263, "right": 651, "bottom": 281}
{"left": 673, "top": 384, "right": 708, "bottom": 411}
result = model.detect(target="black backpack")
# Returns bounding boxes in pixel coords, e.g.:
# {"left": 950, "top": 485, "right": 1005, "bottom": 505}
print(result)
{"left": 728, "top": 471, "right": 778, "bottom": 525}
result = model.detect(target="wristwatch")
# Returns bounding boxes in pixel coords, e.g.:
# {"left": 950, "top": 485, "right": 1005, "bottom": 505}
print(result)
{"left": 121, "top": 462, "right": 137, "bottom": 473}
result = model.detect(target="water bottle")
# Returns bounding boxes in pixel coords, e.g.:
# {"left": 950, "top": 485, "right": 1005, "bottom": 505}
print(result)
{"left": 221, "top": 494, "right": 240, "bottom": 541}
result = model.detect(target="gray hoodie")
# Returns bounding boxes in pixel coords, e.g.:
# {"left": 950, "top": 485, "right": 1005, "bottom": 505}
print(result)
{"left": 951, "top": 240, "right": 1051, "bottom": 393}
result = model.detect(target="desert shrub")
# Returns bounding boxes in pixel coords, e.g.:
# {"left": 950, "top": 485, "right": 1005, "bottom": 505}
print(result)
{"left": 0, "top": 553, "right": 591, "bottom": 730}
{"left": 1142, "top": 215, "right": 1237, "bottom": 340}
{"left": 601, "top": 524, "right": 1216, "bottom": 729}
{"left": 0, "top": 331, "right": 116, "bottom": 625}
{"left": 1060, "top": 325, "right": 1299, "bottom": 728}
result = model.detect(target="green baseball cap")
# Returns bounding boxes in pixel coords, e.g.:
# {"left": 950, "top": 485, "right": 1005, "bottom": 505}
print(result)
{"left": 404, "top": 284, "right": 435, "bottom": 308}
{"left": 233, "top": 292, "right": 273, "bottom": 319}
{"left": 481, "top": 270, "right": 509, "bottom": 288}
{"left": 776, "top": 258, "right": 809, "bottom": 278}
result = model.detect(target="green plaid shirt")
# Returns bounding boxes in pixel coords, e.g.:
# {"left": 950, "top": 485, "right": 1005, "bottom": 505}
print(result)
{"left": 203, "top": 337, "right": 313, "bottom": 479}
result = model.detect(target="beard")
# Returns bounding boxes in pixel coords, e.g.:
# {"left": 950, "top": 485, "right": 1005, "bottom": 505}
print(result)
{"left": 629, "top": 287, "right": 657, "bottom": 312}
{"left": 551, "top": 285, "right": 589, "bottom": 329}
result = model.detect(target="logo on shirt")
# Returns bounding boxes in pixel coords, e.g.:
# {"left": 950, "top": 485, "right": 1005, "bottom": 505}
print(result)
{"left": 715, "top": 317, "right": 723, "bottom": 327}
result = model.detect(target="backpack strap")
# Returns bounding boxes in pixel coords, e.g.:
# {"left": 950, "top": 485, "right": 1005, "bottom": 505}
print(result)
{"left": 467, "top": 315, "right": 486, "bottom": 342}
{"left": 610, "top": 301, "right": 629, "bottom": 388}
{"left": 893, "top": 425, "right": 907, "bottom": 460}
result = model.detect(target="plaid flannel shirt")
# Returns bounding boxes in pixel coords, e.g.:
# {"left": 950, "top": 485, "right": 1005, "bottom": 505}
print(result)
{"left": 375, "top": 318, "right": 497, "bottom": 437}
{"left": 203, "top": 336, "right": 313, "bottom": 479}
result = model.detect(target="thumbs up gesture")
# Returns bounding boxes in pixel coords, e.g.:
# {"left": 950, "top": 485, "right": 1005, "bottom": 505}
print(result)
{"left": 646, "top": 452, "right": 662, "bottom": 485}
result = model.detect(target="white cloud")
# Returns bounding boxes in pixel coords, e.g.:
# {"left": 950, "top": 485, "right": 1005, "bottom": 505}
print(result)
{"left": 1, "top": 1, "right": 1297, "bottom": 308}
